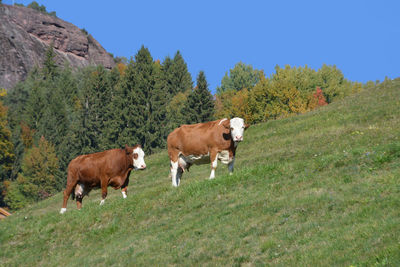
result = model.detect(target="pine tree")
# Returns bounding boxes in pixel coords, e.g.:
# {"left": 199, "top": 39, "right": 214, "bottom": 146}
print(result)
{"left": 108, "top": 58, "right": 140, "bottom": 149}
{"left": 79, "top": 66, "right": 112, "bottom": 153}
{"left": 168, "top": 51, "right": 193, "bottom": 96}
{"left": 166, "top": 90, "right": 189, "bottom": 128}
{"left": 42, "top": 44, "right": 59, "bottom": 80}
{"left": 147, "top": 60, "right": 168, "bottom": 152}
{"left": 3, "top": 73, "right": 34, "bottom": 179}
{"left": 105, "top": 47, "right": 154, "bottom": 151}
{"left": 162, "top": 52, "right": 193, "bottom": 131}
{"left": 182, "top": 71, "right": 214, "bottom": 124}
{"left": 24, "top": 83, "right": 46, "bottom": 131}
{"left": 131, "top": 46, "right": 155, "bottom": 151}
{"left": 100, "top": 66, "right": 121, "bottom": 150}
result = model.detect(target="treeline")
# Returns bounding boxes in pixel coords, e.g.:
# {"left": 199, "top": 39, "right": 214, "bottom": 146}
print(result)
{"left": 0, "top": 46, "right": 214, "bottom": 209}
{"left": 215, "top": 62, "right": 363, "bottom": 123}
{"left": 0, "top": 45, "right": 371, "bottom": 210}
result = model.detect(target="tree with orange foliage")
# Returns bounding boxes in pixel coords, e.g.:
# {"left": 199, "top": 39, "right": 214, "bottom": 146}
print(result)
{"left": 307, "top": 87, "right": 328, "bottom": 110}
{"left": 315, "top": 87, "right": 328, "bottom": 106}
{"left": 20, "top": 122, "right": 35, "bottom": 149}
{"left": 116, "top": 62, "right": 126, "bottom": 76}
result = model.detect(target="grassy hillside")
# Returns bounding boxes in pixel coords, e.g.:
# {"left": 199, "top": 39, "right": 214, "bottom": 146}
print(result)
{"left": 1, "top": 79, "right": 400, "bottom": 266}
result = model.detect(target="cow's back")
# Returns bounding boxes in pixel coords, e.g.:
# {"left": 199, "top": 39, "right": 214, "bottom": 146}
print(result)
{"left": 69, "top": 149, "right": 127, "bottom": 184}
{"left": 167, "top": 120, "right": 226, "bottom": 156}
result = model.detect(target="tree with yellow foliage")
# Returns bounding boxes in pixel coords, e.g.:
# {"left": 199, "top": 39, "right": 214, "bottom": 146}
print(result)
{"left": 4, "top": 136, "right": 59, "bottom": 209}
{"left": 0, "top": 89, "right": 14, "bottom": 182}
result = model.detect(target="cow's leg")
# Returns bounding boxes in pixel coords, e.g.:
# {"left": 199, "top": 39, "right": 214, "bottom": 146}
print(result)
{"left": 60, "top": 171, "right": 77, "bottom": 214}
{"left": 176, "top": 165, "right": 183, "bottom": 185}
{"left": 121, "top": 175, "right": 130, "bottom": 199}
{"left": 228, "top": 156, "right": 235, "bottom": 175}
{"left": 209, "top": 151, "right": 218, "bottom": 179}
{"left": 76, "top": 196, "right": 83, "bottom": 210}
{"left": 100, "top": 180, "right": 108, "bottom": 205}
{"left": 121, "top": 187, "right": 127, "bottom": 199}
{"left": 74, "top": 183, "right": 85, "bottom": 210}
{"left": 171, "top": 160, "right": 180, "bottom": 187}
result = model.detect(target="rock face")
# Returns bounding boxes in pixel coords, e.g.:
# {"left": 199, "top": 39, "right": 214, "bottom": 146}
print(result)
{"left": 0, "top": 4, "right": 115, "bottom": 90}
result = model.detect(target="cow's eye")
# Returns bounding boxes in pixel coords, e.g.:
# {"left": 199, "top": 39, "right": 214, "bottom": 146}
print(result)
{"left": 133, "top": 153, "right": 138, "bottom": 159}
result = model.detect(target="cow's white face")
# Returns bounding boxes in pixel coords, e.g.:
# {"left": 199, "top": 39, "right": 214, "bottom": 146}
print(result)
{"left": 230, "top": 117, "right": 248, "bottom": 142}
{"left": 133, "top": 146, "right": 146, "bottom": 170}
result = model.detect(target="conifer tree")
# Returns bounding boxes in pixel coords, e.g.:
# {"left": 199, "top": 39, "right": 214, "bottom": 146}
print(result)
{"left": 24, "top": 81, "right": 46, "bottom": 131}
{"left": 130, "top": 46, "right": 155, "bottom": 151}
{"left": 39, "top": 90, "right": 69, "bottom": 181}
{"left": 42, "top": 44, "right": 58, "bottom": 80}
{"left": 163, "top": 51, "right": 193, "bottom": 130}
{"left": 20, "top": 48, "right": 73, "bottom": 181}
{"left": 108, "top": 58, "right": 140, "bottom": 149}
{"left": 160, "top": 56, "right": 173, "bottom": 96}
{"left": 166, "top": 90, "right": 189, "bottom": 128}
{"left": 182, "top": 71, "right": 214, "bottom": 123}
{"left": 105, "top": 47, "right": 154, "bottom": 152}
{"left": 79, "top": 66, "right": 112, "bottom": 153}
{"left": 3, "top": 73, "right": 36, "bottom": 180}
{"left": 168, "top": 51, "right": 193, "bottom": 96}
{"left": 100, "top": 66, "right": 121, "bottom": 150}
{"left": 147, "top": 60, "right": 168, "bottom": 151}
{"left": 109, "top": 46, "right": 173, "bottom": 153}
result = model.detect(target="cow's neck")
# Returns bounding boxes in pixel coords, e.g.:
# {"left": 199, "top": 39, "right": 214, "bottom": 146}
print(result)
{"left": 126, "top": 154, "right": 134, "bottom": 169}
{"left": 228, "top": 137, "right": 238, "bottom": 152}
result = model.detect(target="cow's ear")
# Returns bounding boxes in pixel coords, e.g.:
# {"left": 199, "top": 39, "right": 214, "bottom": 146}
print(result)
{"left": 125, "top": 144, "right": 130, "bottom": 154}
{"left": 222, "top": 119, "right": 230, "bottom": 129}
{"left": 244, "top": 123, "right": 250, "bottom": 130}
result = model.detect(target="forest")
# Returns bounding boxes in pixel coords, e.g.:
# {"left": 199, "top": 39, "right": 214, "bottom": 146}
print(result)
{"left": 0, "top": 45, "right": 367, "bottom": 210}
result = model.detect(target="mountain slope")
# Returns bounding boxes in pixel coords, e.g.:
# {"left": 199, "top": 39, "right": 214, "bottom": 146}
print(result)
{"left": 1, "top": 79, "right": 399, "bottom": 266}
{"left": 0, "top": 4, "right": 115, "bottom": 90}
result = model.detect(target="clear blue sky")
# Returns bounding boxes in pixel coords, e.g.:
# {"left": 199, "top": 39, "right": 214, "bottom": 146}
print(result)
{"left": 4, "top": 0, "right": 400, "bottom": 93}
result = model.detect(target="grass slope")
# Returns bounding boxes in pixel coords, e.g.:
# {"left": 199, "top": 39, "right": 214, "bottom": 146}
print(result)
{"left": 1, "top": 80, "right": 400, "bottom": 266}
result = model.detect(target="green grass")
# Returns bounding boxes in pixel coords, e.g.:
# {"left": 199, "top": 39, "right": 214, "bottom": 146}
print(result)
{"left": 1, "top": 80, "right": 400, "bottom": 266}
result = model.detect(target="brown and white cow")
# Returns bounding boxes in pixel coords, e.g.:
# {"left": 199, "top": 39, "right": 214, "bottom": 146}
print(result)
{"left": 167, "top": 117, "right": 249, "bottom": 187}
{"left": 59, "top": 145, "right": 146, "bottom": 214}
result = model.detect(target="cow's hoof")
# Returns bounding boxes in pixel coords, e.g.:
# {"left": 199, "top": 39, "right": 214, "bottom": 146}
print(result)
{"left": 122, "top": 192, "right": 127, "bottom": 199}
{"left": 60, "top": 208, "right": 67, "bottom": 214}
{"left": 100, "top": 199, "right": 105, "bottom": 205}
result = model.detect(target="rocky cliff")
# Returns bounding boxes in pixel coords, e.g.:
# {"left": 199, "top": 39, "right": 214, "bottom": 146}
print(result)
{"left": 0, "top": 4, "right": 115, "bottom": 90}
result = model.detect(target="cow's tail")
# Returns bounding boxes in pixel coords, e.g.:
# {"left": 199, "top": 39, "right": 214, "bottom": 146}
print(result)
{"left": 66, "top": 167, "right": 77, "bottom": 200}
